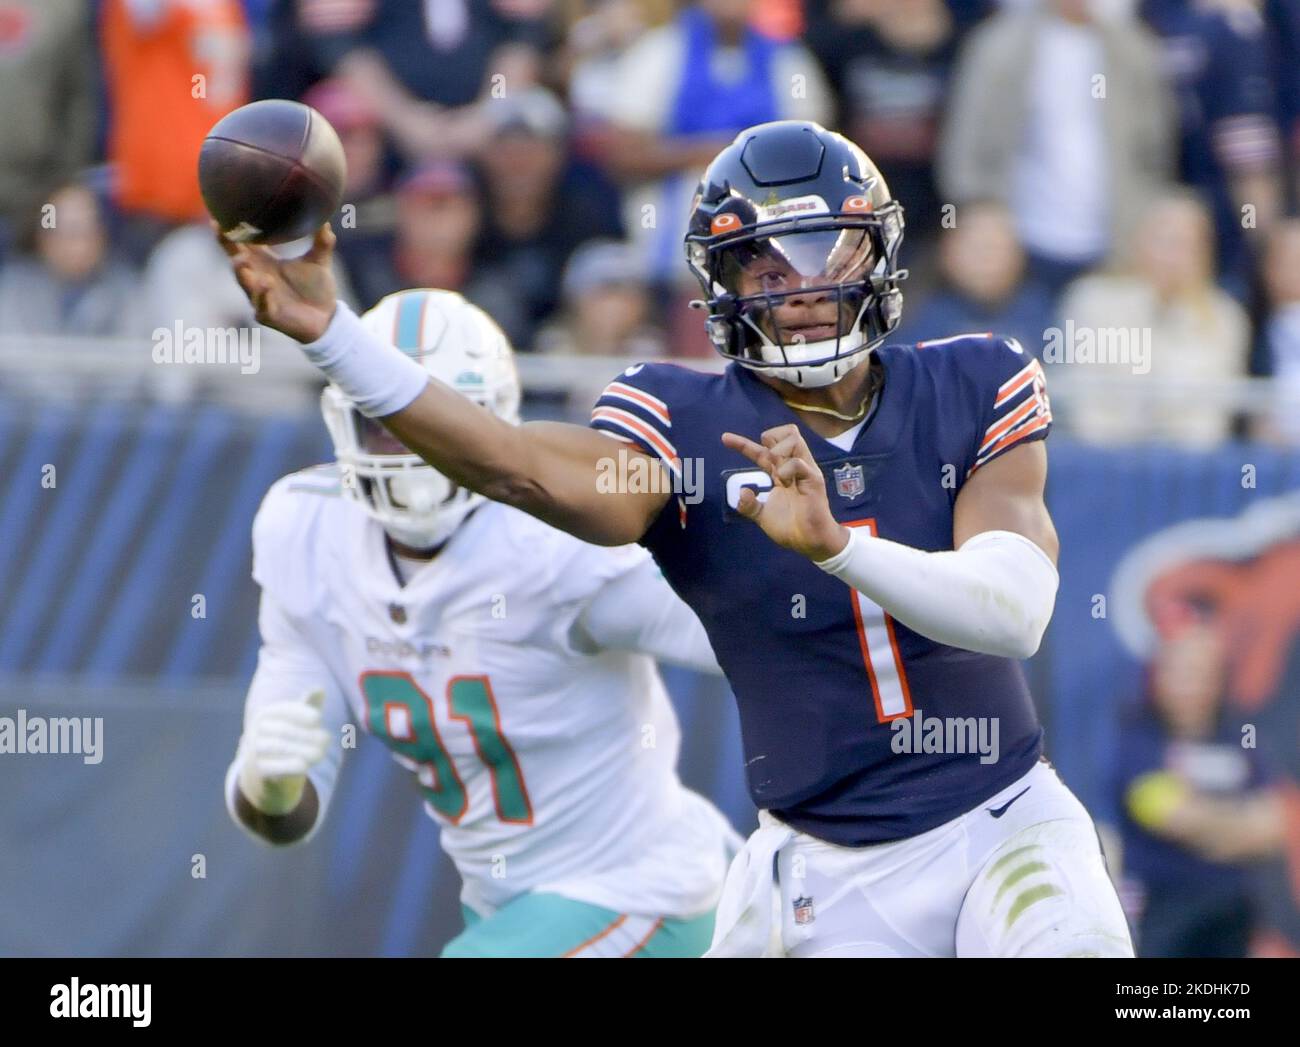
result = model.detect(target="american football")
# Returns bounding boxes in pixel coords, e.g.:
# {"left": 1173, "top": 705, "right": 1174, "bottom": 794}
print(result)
{"left": 199, "top": 98, "right": 346, "bottom": 244}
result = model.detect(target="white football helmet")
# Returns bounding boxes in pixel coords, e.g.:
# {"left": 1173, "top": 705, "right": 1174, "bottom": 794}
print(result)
{"left": 321, "top": 289, "right": 521, "bottom": 550}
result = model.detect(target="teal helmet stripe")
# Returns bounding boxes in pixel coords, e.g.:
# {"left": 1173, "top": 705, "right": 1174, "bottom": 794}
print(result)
{"left": 394, "top": 292, "right": 429, "bottom": 356}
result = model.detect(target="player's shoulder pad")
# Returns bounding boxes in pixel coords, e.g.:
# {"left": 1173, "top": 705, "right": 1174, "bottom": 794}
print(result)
{"left": 252, "top": 464, "right": 345, "bottom": 595}
{"left": 588, "top": 361, "right": 712, "bottom": 473}
{"left": 915, "top": 333, "right": 1052, "bottom": 474}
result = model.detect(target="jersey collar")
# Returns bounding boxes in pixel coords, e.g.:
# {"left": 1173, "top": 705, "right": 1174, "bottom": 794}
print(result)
{"left": 731, "top": 345, "right": 915, "bottom": 460}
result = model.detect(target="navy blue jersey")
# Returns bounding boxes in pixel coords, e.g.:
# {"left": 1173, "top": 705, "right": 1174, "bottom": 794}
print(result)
{"left": 590, "top": 334, "right": 1053, "bottom": 845}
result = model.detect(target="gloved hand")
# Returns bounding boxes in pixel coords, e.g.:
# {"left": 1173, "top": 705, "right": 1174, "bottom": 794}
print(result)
{"left": 236, "top": 690, "right": 330, "bottom": 815}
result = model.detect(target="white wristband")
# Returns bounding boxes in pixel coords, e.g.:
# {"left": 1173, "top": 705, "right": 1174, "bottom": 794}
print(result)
{"left": 301, "top": 301, "right": 430, "bottom": 418}
{"left": 815, "top": 528, "right": 1058, "bottom": 660}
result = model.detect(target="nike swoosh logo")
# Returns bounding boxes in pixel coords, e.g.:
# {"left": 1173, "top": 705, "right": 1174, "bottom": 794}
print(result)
{"left": 987, "top": 786, "right": 1031, "bottom": 819}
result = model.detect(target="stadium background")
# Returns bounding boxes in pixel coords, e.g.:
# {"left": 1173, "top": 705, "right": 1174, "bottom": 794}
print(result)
{"left": 1, "top": 0, "right": 1299, "bottom": 956}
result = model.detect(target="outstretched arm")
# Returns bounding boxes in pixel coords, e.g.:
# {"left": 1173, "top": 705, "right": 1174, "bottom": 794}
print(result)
{"left": 219, "top": 225, "right": 668, "bottom": 546}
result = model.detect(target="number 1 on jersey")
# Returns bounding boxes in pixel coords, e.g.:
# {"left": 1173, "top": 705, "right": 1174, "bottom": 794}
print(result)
{"left": 846, "top": 519, "right": 914, "bottom": 723}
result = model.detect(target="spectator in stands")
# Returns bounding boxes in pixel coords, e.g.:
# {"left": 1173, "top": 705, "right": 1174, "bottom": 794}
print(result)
{"left": 532, "top": 237, "right": 667, "bottom": 419}
{"left": 365, "top": 161, "right": 513, "bottom": 331}
{"left": 0, "top": 1, "right": 97, "bottom": 251}
{"left": 252, "top": 0, "right": 377, "bottom": 101}
{"left": 101, "top": 0, "right": 251, "bottom": 263}
{"left": 142, "top": 218, "right": 359, "bottom": 336}
{"left": 599, "top": 0, "right": 832, "bottom": 289}
{"left": 1259, "top": 219, "right": 1300, "bottom": 443}
{"left": 893, "top": 200, "right": 1053, "bottom": 355}
{"left": 535, "top": 239, "right": 665, "bottom": 357}
{"left": 562, "top": 0, "right": 662, "bottom": 125}
{"left": 1115, "top": 618, "right": 1285, "bottom": 957}
{"left": 1268, "top": 0, "right": 1300, "bottom": 206}
{"left": 304, "top": 77, "right": 400, "bottom": 310}
{"left": 336, "top": 0, "right": 549, "bottom": 161}
{"left": 938, "top": 0, "right": 1176, "bottom": 300}
{"left": 805, "top": 0, "right": 960, "bottom": 267}
{"left": 1054, "top": 191, "right": 1249, "bottom": 448}
{"left": 1141, "top": 0, "right": 1284, "bottom": 297}
{"left": 473, "top": 88, "right": 624, "bottom": 350}
{"left": 0, "top": 185, "right": 141, "bottom": 337}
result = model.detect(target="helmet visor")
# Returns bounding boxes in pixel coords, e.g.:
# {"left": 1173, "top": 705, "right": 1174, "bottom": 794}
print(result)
{"left": 717, "top": 227, "right": 876, "bottom": 299}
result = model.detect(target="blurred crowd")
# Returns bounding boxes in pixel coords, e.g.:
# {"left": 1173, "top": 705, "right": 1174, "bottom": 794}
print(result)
{"left": 0, "top": 0, "right": 1298, "bottom": 442}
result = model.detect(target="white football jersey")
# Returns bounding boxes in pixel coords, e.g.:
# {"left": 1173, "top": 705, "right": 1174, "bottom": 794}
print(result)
{"left": 237, "top": 465, "right": 734, "bottom": 918}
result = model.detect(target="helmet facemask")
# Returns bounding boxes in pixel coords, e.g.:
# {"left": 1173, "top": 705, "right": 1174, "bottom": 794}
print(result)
{"left": 688, "top": 201, "right": 906, "bottom": 388}
{"left": 321, "top": 385, "right": 482, "bottom": 551}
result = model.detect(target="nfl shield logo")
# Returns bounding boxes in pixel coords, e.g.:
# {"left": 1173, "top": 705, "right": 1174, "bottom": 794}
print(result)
{"left": 793, "top": 896, "right": 815, "bottom": 925}
{"left": 833, "top": 462, "right": 865, "bottom": 500}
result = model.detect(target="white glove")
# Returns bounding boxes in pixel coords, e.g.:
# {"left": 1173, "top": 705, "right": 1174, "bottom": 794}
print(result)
{"left": 236, "top": 690, "right": 331, "bottom": 815}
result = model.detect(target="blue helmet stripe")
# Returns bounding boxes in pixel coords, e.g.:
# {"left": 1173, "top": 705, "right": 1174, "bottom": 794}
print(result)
{"left": 394, "top": 292, "right": 428, "bottom": 356}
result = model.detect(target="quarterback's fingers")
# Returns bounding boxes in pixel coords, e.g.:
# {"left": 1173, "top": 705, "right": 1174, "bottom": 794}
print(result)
{"left": 233, "top": 261, "right": 272, "bottom": 301}
{"left": 764, "top": 434, "right": 801, "bottom": 465}
{"left": 775, "top": 456, "right": 819, "bottom": 488}
{"left": 722, "top": 432, "right": 772, "bottom": 472}
{"left": 765, "top": 426, "right": 816, "bottom": 463}
{"left": 735, "top": 486, "right": 762, "bottom": 521}
{"left": 303, "top": 224, "right": 335, "bottom": 265}
{"left": 760, "top": 425, "right": 800, "bottom": 450}
{"left": 213, "top": 220, "right": 242, "bottom": 258}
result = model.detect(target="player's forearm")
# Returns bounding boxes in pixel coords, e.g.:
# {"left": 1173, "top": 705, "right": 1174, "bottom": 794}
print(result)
{"left": 383, "top": 380, "right": 546, "bottom": 508}
{"left": 301, "top": 303, "right": 654, "bottom": 544}
{"left": 815, "top": 529, "right": 1058, "bottom": 660}
{"left": 300, "top": 302, "right": 539, "bottom": 504}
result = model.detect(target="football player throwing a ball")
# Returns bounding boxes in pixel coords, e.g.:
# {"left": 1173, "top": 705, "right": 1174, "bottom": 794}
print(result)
{"left": 222, "top": 122, "right": 1133, "bottom": 958}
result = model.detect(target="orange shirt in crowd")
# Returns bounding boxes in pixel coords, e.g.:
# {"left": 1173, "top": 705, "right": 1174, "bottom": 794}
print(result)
{"left": 102, "top": 0, "right": 249, "bottom": 222}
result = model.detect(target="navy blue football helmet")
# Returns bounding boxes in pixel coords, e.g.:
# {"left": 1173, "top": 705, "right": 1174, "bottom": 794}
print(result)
{"left": 685, "top": 121, "right": 906, "bottom": 387}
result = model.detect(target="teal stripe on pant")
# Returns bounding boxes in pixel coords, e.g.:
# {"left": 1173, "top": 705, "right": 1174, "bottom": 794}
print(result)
{"left": 442, "top": 893, "right": 716, "bottom": 958}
